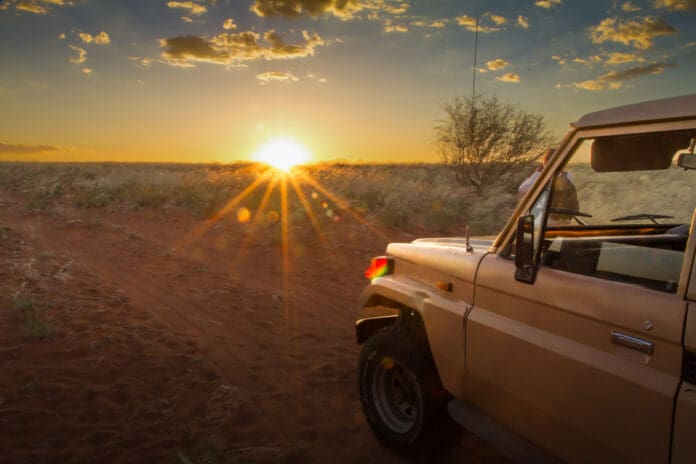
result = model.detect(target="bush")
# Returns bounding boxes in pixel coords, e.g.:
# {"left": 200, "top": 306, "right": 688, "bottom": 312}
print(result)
{"left": 435, "top": 94, "right": 554, "bottom": 193}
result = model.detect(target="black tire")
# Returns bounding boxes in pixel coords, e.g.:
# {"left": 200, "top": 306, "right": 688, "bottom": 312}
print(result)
{"left": 358, "top": 319, "right": 462, "bottom": 455}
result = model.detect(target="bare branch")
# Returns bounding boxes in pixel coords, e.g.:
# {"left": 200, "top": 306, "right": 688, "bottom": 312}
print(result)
{"left": 435, "top": 94, "right": 555, "bottom": 193}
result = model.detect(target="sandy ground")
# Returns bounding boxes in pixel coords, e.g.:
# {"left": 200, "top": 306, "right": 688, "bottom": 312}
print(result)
{"left": 0, "top": 193, "right": 508, "bottom": 463}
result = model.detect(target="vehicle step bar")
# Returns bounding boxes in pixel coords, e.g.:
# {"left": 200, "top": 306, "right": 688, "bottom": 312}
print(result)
{"left": 448, "top": 400, "right": 563, "bottom": 464}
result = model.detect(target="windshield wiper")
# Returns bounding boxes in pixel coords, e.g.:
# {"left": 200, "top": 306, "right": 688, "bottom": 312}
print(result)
{"left": 610, "top": 214, "right": 674, "bottom": 225}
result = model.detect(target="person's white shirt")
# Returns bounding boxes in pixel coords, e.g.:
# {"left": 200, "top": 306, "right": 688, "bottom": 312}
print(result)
{"left": 518, "top": 169, "right": 574, "bottom": 197}
{"left": 518, "top": 170, "right": 541, "bottom": 196}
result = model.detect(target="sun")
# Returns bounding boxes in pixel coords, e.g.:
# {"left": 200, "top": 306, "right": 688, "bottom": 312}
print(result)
{"left": 253, "top": 138, "right": 311, "bottom": 172}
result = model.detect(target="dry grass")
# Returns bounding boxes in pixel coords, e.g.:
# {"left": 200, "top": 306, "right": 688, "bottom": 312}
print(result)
{"left": 568, "top": 163, "right": 696, "bottom": 224}
{"left": 14, "top": 295, "right": 53, "bottom": 339}
{"left": 1, "top": 161, "right": 693, "bottom": 236}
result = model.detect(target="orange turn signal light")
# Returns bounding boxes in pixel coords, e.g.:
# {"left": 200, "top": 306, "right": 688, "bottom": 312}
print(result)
{"left": 365, "top": 256, "right": 394, "bottom": 280}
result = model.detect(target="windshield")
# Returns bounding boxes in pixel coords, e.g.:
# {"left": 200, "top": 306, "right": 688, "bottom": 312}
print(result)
{"left": 556, "top": 131, "right": 695, "bottom": 227}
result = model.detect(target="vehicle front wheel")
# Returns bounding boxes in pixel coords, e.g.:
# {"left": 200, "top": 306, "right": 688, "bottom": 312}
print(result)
{"left": 358, "top": 321, "right": 461, "bottom": 455}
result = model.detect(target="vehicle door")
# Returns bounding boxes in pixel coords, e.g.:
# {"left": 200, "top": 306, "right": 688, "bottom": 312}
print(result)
{"left": 465, "top": 125, "right": 695, "bottom": 463}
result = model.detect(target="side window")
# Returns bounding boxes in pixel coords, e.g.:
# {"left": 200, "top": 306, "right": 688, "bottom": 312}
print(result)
{"left": 538, "top": 132, "right": 695, "bottom": 293}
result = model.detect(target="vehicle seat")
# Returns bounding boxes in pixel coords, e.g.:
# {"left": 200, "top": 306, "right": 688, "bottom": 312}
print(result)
{"left": 557, "top": 239, "right": 600, "bottom": 276}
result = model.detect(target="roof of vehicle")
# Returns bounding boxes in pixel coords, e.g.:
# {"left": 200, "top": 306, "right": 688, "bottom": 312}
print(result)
{"left": 572, "top": 94, "right": 696, "bottom": 129}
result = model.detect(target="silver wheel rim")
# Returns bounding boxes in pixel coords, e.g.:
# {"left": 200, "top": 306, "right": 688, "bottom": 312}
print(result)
{"left": 371, "top": 358, "right": 418, "bottom": 433}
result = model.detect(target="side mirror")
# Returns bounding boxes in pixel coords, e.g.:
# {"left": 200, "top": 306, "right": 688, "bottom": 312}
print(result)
{"left": 515, "top": 215, "right": 537, "bottom": 283}
{"left": 677, "top": 153, "right": 696, "bottom": 170}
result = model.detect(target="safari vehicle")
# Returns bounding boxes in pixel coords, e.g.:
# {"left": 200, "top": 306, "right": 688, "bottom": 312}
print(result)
{"left": 356, "top": 94, "right": 696, "bottom": 464}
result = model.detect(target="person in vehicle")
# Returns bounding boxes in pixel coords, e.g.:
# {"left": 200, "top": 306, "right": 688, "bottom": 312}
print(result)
{"left": 519, "top": 148, "right": 578, "bottom": 224}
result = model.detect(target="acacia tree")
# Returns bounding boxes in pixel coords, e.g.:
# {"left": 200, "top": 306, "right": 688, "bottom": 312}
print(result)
{"left": 435, "top": 94, "right": 554, "bottom": 193}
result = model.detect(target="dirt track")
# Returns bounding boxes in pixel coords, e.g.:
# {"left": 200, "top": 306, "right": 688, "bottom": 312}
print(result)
{"left": 0, "top": 194, "right": 507, "bottom": 463}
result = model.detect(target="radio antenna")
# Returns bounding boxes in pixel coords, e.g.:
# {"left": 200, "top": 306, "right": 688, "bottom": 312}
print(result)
{"left": 472, "top": 16, "right": 479, "bottom": 104}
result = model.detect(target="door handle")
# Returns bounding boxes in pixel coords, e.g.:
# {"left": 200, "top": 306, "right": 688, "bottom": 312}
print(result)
{"left": 611, "top": 331, "right": 653, "bottom": 355}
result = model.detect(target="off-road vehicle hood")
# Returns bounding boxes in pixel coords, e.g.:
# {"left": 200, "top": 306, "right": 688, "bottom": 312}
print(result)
{"left": 385, "top": 236, "right": 493, "bottom": 283}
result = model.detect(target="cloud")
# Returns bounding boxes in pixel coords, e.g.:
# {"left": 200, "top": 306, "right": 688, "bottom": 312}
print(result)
{"left": 604, "top": 51, "right": 645, "bottom": 64}
{"left": 621, "top": 1, "right": 641, "bottom": 11}
{"left": 384, "top": 19, "right": 407, "bottom": 32}
{"left": 654, "top": 0, "right": 696, "bottom": 10}
{"left": 590, "top": 16, "right": 676, "bottom": 49}
{"left": 181, "top": 16, "right": 193, "bottom": 23}
{"left": 486, "top": 58, "right": 510, "bottom": 70}
{"left": 411, "top": 19, "right": 447, "bottom": 28}
{"left": 78, "top": 31, "right": 110, "bottom": 45}
{"left": 250, "top": 0, "right": 364, "bottom": 19}
{"left": 129, "top": 56, "right": 153, "bottom": 67}
{"left": 223, "top": 18, "right": 236, "bottom": 30}
{"left": 6, "top": 0, "right": 73, "bottom": 14}
{"left": 535, "top": 0, "right": 562, "bottom": 8}
{"left": 58, "top": 33, "right": 66, "bottom": 40}
{"left": 571, "top": 61, "right": 675, "bottom": 90}
{"left": 81, "top": 67, "right": 93, "bottom": 75}
{"left": 0, "top": 142, "right": 61, "bottom": 155}
{"left": 496, "top": 72, "right": 520, "bottom": 83}
{"left": 167, "top": 1, "right": 207, "bottom": 16}
{"left": 307, "top": 72, "right": 328, "bottom": 83}
{"left": 256, "top": 71, "right": 299, "bottom": 83}
{"left": 159, "top": 29, "right": 326, "bottom": 67}
{"left": 68, "top": 45, "right": 86, "bottom": 64}
{"left": 552, "top": 53, "right": 608, "bottom": 66}
{"left": 517, "top": 15, "right": 529, "bottom": 29}
{"left": 456, "top": 15, "right": 500, "bottom": 33}
{"left": 487, "top": 14, "right": 507, "bottom": 26}
{"left": 16, "top": 1, "right": 47, "bottom": 14}
{"left": 78, "top": 32, "right": 92, "bottom": 43}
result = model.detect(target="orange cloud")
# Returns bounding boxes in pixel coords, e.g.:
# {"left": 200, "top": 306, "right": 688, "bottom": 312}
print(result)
{"left": 654, "top": 0, "right": 696, "bottom": 11}
{"left": 256, "top": 71, "right": 299, "bottom": 83}
{"left": 78, "top": 31, "right": 110, "bottom": 45}
{"left": 571, "top": 61, "right": 674, "bottom": 90}
{"left": 160, "top": 29, "right": 326, "bottom": 67}
{"left": 410, "top": 19, "right": 447, "bottom": 28}
{"left": 167, "top": 1, "right": 207, "bottom": 16}
{"left": 517, "top": 15, "right": 529, "bottom": 29}
{"left": 7, "top": 0, "right": 73, "bottom": 14}
{"left": 68, "top": 45, "right": 86, "bottom": 64}
{"left": 496, "top": 73, "right": 520, "bottom": 83}
{"left": 17, "top": 1, "right": 47, "bottom": 13}
{"left": 604, "top": 51, "right": 645, "bottom": 64}
{"left": 487, "top": 13, "right": 507, "bottom": 26}
{"left": 456, "top": 15, "right": 500, "bottom": 33}
{"left": 486, "top": 58, "right": 510, "bottom": 70}
{"left": 250, "top": 0, "right": 364, "bottom": 19}
{"left": 223, "top": 18, "right": 236, "bottom": 30}
{"left": 621, "top": 1, "right": 641, "bottom": 11}
{"left": 535, "top": 0, "right": 562, "bottom": 8}
{"left": 590, "top": 16, "right": 676, "bottom": 49}
{"left": 384, "top": 19, "right": 408, "bottom": 32}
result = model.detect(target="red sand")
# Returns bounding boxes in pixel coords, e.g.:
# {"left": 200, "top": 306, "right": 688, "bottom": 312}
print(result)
{"left": 0, "top": 194, "right": 507, "bottom": 463}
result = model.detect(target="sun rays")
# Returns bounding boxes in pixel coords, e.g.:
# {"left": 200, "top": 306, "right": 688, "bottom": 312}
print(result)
{"left": 174, "top": 164, "right": 389, "bottom": 311}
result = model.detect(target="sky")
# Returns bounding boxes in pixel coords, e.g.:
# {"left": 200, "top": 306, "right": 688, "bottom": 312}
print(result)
{"left": 0, "top": 0, "right": 694, "bottom": 163}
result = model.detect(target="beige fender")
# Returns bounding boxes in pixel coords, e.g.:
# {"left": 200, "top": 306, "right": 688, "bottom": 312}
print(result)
{"left": 359, "top": 275, "right": 468, "bottom": 398}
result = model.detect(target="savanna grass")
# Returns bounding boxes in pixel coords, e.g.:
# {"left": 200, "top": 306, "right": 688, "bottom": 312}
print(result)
{"left": 0, "top": 161, "right": 535, "bottom": 235}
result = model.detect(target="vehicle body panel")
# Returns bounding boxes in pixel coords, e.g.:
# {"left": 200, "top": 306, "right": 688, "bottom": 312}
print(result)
{"left": 468, "top": 254, "right": 684, "bottom": 463}
{"left": 359, "top": 240, "right": 487, "bottom": 396}
{"left": 671, "top": 380, "right": 696, "bottom": 464}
